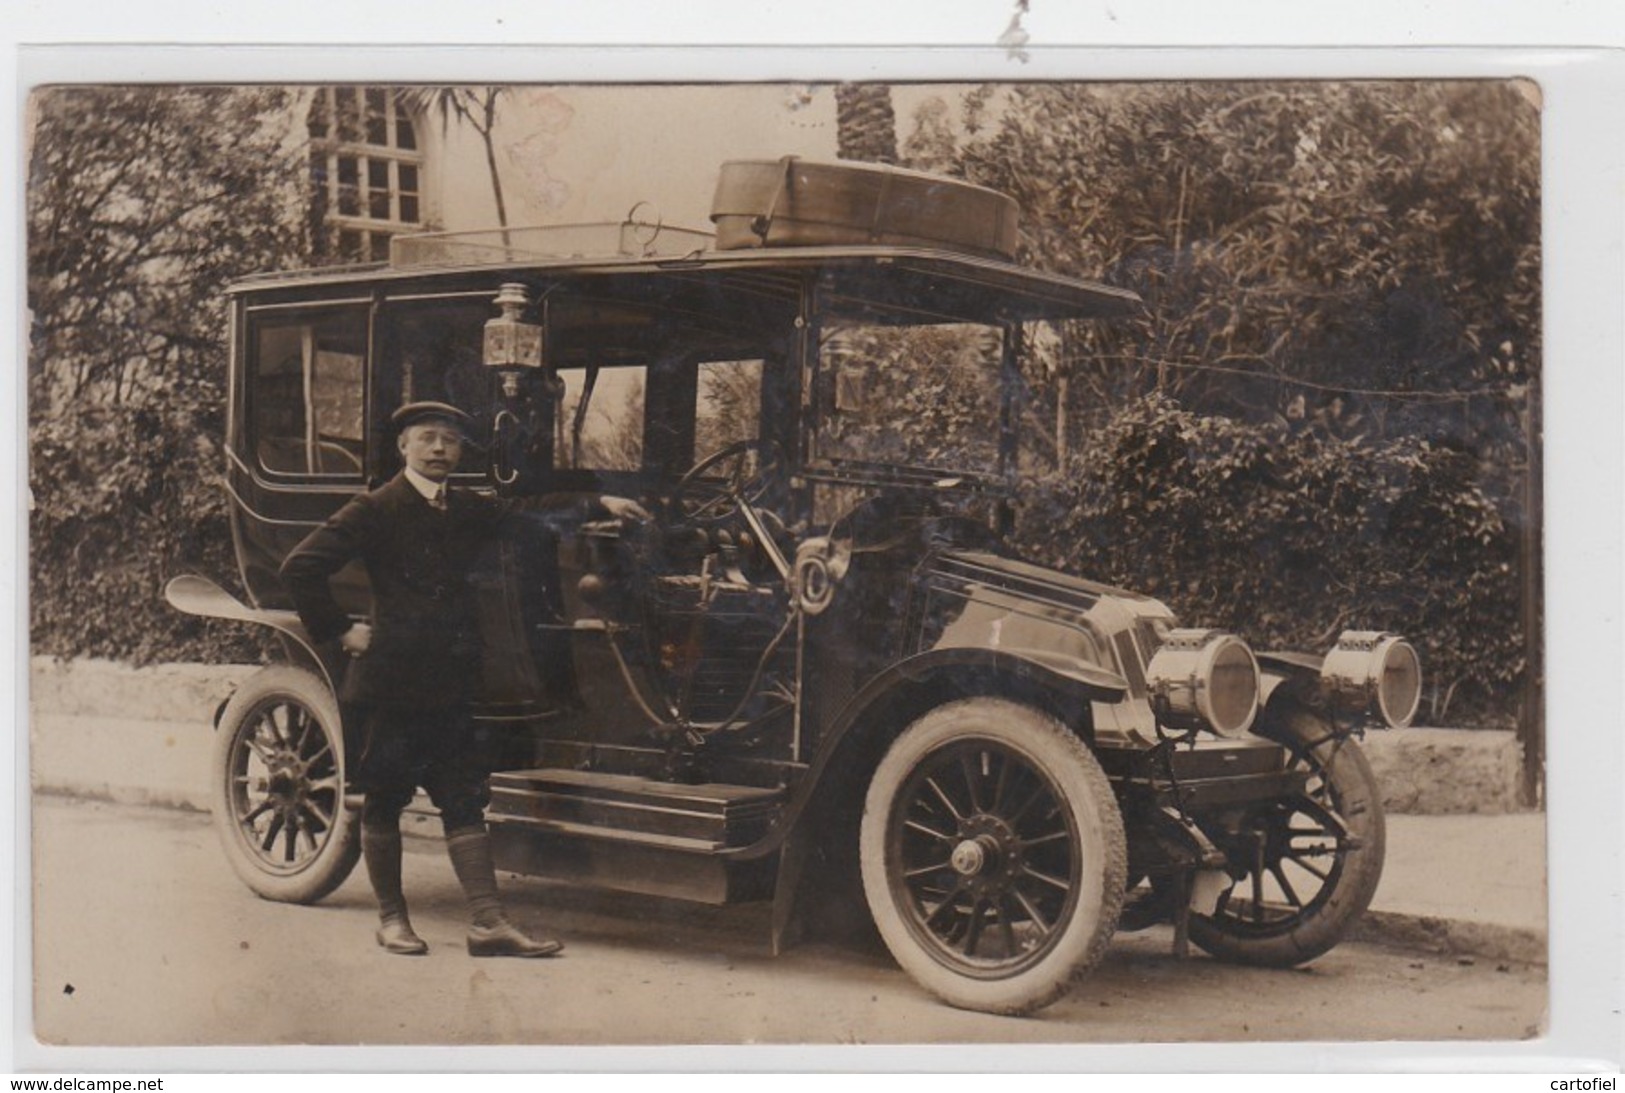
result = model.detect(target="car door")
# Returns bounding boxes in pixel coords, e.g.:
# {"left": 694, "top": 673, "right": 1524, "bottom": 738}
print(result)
{"left": 232, "top": 297, "right": 371, "bottom": 610}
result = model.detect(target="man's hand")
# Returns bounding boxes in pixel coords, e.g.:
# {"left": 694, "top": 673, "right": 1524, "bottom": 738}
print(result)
{"left": 340, "top": 622, "right": 373, "bottom": 657}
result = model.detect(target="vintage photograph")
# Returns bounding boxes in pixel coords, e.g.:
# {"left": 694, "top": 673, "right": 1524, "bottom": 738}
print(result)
{"left": 26, "top": 78, "right": 1546, "bottom": 1046}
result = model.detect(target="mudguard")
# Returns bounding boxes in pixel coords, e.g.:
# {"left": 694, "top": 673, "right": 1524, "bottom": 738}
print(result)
{"left": 1257, "top": 650, "right": 1326, "bottom": 708}
{"left": 759, "top": 645, "right": 1128, "bottom": 953}
{"left": 163, "top": 575, "right": 343, "bottom": 698}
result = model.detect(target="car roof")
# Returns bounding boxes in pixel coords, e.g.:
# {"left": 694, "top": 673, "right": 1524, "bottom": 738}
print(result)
{"left": 229, "top": 228, "right": 1144, "bottom": 326}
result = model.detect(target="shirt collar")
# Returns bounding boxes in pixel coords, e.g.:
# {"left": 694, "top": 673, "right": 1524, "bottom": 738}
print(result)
{"left": 402, "top": 466, "right": 447, "bottom": 502}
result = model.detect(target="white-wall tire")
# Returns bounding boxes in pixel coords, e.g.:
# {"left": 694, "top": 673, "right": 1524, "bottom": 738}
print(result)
{"left": 212, "top": 665, "right": 361, "bottom": 903}
{"left": 859, "top": 698, "right": 1126, "bottom": 1015}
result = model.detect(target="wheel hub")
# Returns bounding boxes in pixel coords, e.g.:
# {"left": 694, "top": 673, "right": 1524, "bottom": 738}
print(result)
{"left": 265, "top": 753, "right": 307, "bottom": 810}
{"left": 953, "top": 814, "right": 1022, "bottom": 898}
{"left": 950, "top": 837, "right": 992, "bottom": 876}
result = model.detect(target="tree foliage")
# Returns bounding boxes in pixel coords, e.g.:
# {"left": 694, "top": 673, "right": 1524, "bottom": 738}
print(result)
{"left": 1017, "top": 396, "right": 1520, "bottom": 721}
{"left": 834, "top": 83, "right": 899, "bottom": 165}
{"left": 958, "top": 82, "right": 1538, "bottom": 460}
{"left": 942, "top": 81, "right": 1539, "bottom": 723}
{"left": 28, "top": 86, "right": 305, "bottom": 663}
{"left": 819, "top": 323, "right": 1005, "bottom": 472}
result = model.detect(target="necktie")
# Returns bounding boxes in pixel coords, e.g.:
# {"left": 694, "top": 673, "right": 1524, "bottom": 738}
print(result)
{"left": 431, "top": 485, "right": 447, "bottom": 511}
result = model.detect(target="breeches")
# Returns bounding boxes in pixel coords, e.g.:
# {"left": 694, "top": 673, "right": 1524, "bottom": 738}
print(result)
{"left": 350, "top": 703, "right": 491, "bottom": 833}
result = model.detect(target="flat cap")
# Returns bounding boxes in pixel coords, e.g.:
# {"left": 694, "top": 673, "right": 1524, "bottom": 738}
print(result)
{"left": 391, "top": 401, "right": 473, "bottom": 434}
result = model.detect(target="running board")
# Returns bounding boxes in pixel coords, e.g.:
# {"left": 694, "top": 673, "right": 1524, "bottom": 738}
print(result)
{"left": 484, "top": 768, "right": 784, "bottom": 904}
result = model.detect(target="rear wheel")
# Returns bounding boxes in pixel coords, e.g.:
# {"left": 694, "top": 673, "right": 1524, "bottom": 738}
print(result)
{"left": 860, "top": 698, "right": 1126, "bottom": 1015}
{"left": 212, "top": 665, "right": 360, "bottom": 903}
{"left": 1186, "top": 705, "right": 1385, "bottom": 966}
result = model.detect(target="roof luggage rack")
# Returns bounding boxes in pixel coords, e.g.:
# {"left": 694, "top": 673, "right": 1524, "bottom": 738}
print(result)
{"left": 390, "top": 215, "right": 714, "bottom": 270}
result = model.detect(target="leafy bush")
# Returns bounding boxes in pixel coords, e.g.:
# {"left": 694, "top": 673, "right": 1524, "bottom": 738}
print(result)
{"left": 931, "top": 79, "right": 1538, "bottom": 727}
{"left": 28, "top": 87, "right": 302, "bottom": 665}
{"left": 29, "top": 397, "right": 269, "bottom": 664}
{"left": 957, "top": 81, "right": 1539, "bottom": 427}
{"left": 1014, "top": 395, "right": 1521, "bottom": 723}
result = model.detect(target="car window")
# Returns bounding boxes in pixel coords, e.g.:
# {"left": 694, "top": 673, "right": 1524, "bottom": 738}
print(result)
{"left": 694, "top": 358, "right": 763, "bottom": 461}
{"left": 815, "top": 320, "right": 1005, "bottom": 475}
{"left": 250, "top": 308, "right": 367, "bottom": 477}
{"left": 555, "top": 364, "right": 647, "bottom": 471}
{"left": 386, "top": 300, "right": 496, "bottom": 463}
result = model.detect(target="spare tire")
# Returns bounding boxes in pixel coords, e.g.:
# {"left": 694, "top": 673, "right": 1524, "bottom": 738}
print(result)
{"left": 711, "top": 157, "right": 1020, "bottom": 260}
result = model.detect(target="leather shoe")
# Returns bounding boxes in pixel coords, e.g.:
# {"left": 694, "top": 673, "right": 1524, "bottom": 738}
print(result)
{"left": 375, "top": 917, "right": 428, "bottom": 955}
{"left": 466, "top": 920, "right": 564, "bottom": 958}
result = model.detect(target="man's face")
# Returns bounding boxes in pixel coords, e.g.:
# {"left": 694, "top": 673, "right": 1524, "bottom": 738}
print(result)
{"left": 397, "top": 420, "right": 463, "bottom": 482}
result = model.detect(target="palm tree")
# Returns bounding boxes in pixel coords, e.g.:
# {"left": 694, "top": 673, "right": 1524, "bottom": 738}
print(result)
{"left": 399, "top": 87, "right": 511, "bottom": 239}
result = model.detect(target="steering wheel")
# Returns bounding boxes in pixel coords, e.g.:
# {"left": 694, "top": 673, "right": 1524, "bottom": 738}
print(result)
{"left": 671, "top": 439, "right": 783, "bottom": 524}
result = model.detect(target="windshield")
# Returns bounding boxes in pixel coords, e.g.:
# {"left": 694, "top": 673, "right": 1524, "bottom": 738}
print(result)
{"left": 813, "top": 319, "right": 1007, "bottom": 480}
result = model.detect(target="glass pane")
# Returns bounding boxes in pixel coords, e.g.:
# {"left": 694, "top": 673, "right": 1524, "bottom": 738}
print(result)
{"left": 336, "top": 157, "right": 359, "bottom": 216}
{"left": 556, "top": 366, "right": 647, "bottom": 471}
{"left": 368, "top": 158, "right": 389, "bottom": 189}
{"left": 399, "top": 194, "right": 419, "bottom": 223}
{"left": 364, "top": 88, "right": 387, "bottom": 144}
{"left": 336, "top": 88, "right": 362, "bottom": 143}
{"left": 383, "top": 300, "right": 497, "bottom": 466}
{"left": 252, "top": 310, "right": 367, "bottom": 476}
{"left": 311, "top": 350, "right": 366, "bottom": 472}
{"left": 307, "top": 151, "right": 329, "bottom": 218}
{"left": 395, "top": 107, "right": 417, "bottom": 150}
{"left": 399, "top": 163, "right": 418, "bottom": 193}
{"left": 694, "top": 359, "right": 763, "bottom": 460}
{"left": 816, "top": 321, "right": 1004, "bottom": 474}
{"left": 337, "top": 229, "right": 364, "bottom": 263}
{"left": 369, "top": 232, "right": 392, "bottom": 262}
{"left": 252, "top": 325, "right": 307, "bottom": 473}
{"left": 369, "top": 189, "right": 391, "bottom": 220}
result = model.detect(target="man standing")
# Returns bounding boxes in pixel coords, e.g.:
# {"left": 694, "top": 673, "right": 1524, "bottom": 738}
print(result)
{"left": 280, "top": 401, "right": 562, "bottom": 958}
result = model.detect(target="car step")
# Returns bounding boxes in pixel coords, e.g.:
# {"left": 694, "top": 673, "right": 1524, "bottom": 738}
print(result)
{"left": 487, "top": 767, "right": 785, "bottom": 851}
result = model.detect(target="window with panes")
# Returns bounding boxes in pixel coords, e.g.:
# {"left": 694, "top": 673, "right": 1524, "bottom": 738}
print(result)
{"left": 306, "top": 88, "right": 424, "bottom": 264}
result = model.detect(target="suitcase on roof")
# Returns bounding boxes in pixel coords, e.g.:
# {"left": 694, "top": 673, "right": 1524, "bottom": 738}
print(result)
{"left": 710, "top": 157, "right": 1020, "bottom": 261}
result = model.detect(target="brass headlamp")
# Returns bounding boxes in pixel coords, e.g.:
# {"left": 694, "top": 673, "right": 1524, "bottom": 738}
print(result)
{"left": 1146, "top": 628, "right": 1261, "bottom": 739}
{"left": 1320, "top": 630, "right": 1423, "bottom": 728}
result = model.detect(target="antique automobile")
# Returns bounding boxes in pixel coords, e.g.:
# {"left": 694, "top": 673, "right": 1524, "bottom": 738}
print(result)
{"left": 167, "top": 157, "right": 1421, "bottom": 1016}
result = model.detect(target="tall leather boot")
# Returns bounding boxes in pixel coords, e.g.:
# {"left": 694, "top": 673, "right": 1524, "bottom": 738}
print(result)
{"left": 445, "top": 825, "right": 564, "bottom": 958}
{"left": 362, "top": 819, "right": 428, "bottom": 955}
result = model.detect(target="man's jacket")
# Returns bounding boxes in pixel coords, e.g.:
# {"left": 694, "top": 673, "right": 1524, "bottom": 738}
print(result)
{"left": 280, "top": 473, "right": 504, "bottom": 708}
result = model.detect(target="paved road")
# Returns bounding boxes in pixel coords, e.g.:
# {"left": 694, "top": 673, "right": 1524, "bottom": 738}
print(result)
{"left": 29, "top": 796, "right": 1545, "bottom": 1048}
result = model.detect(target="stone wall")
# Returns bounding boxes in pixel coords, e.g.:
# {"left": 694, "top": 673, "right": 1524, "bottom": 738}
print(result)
{"left": 30, "top": 657, "right": 258, "bottom": 725}
{"left": 1359, "top": 727, "right": 1527, "bottom": 814}
{"left": 29, "top": 658, "right": 1532, "bottom": 814}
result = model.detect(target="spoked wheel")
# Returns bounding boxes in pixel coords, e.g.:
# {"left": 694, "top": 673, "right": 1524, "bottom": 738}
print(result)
{"left": 1185, "top": 704, "right": 1385, "bottom": 966}
{"left": 860, "top": 698, "right": 1126, "bottom": 1015}
{"left": 212, "top": 665, "right": 360, "bottom": 903}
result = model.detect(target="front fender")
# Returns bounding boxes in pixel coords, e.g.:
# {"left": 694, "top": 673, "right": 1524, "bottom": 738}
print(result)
{"left": 847, "top": 645, "right": 1128, "bottom": 717}
{"left": 1257, "top": 650, "right": 1325, "bottom": 710}
{"left": 761, "top": 644, "right": 1130, "bottom": 860}
{"left": 756, "top": 645, "right": 1127, "bottom": 951}
{"left": 164, "top": 575, "right": 342, "bottom": 698}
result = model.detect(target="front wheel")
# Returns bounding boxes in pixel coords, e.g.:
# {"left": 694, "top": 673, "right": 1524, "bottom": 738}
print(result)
{"left": 860, "top": 698, "right": 1126, "bottom": 1015}
{"left": 1185, "top": 704, "right": 1386, "bottom": 966}
{"left": 212, "top": 665, "right": 361, "bottom": 903}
